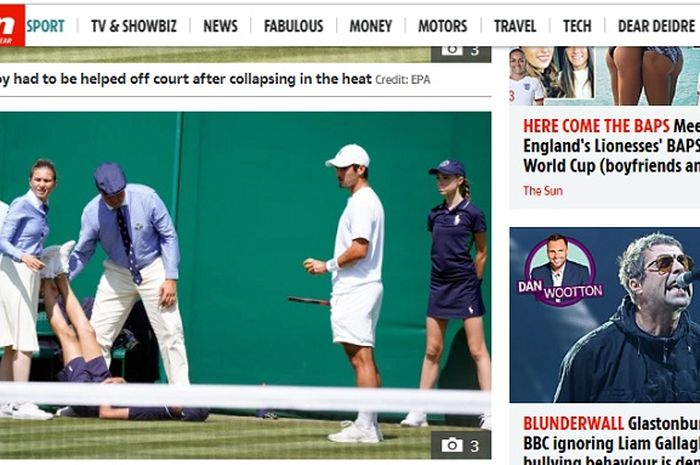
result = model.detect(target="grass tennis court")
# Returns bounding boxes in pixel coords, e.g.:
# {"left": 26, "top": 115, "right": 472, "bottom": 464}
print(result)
{"left": 0, "top": 414, "right": 476, "bottom": 459}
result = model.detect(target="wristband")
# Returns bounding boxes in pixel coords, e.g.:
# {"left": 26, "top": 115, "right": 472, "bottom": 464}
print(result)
{"left": 326, "top": 258, "right": 340, "bottom": 273}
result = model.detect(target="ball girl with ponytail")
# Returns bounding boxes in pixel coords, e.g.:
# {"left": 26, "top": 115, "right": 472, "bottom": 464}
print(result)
{"left": 401, "top": 159, "right": 492, "bottom": 430}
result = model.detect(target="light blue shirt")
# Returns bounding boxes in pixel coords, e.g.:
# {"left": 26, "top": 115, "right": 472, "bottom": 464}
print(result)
{"left": 0, "top": 190, "right": 49, "bottom": 261}
{"left": 69, "top": 184, "right": 180, "bottom": 280}
{"left": 0, "top": 201, "right": 8, "bottom": 229}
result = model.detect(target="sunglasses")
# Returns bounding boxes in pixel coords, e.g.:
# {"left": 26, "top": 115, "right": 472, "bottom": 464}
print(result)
{"left": 645, "top": 254, "right": 694, "bottom": 274}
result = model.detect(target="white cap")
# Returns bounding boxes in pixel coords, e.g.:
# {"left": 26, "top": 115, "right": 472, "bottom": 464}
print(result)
{"left": 325, "top": 144, "right": 370, "bottom": 168}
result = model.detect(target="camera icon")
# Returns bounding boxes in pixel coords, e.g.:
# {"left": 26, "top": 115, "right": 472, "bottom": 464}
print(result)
{"left": 441, "top": 46, "right": 464, "bottom": 56}
{"left": 441, "top": 437, "right": 464, "bottom": 453}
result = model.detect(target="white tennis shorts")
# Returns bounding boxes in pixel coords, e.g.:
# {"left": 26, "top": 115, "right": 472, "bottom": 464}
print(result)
{"left": 330, "top": 281, "right": 383, "bottom": 347}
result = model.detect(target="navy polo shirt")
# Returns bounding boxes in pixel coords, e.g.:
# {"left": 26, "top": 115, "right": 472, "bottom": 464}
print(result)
{"left": 428, "top": 199, "right": 486, "bottom": 280}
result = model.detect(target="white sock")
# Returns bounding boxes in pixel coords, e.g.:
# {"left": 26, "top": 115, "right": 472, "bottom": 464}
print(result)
{"left": 355, "top": 411, "right": 376, "bottom": 428}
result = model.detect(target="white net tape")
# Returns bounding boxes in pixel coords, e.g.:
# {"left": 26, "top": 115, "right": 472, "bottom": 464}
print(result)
{"left": 0, "top": 381, "right": 489, "bottom": 414}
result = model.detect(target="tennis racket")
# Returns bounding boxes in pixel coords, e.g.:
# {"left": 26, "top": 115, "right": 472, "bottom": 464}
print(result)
{"left": 287, "top": 296, "right": 331, "bottom": 306}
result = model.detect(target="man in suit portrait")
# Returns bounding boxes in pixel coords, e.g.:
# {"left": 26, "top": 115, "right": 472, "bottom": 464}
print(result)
{"left": 531, "top": 234, "right": 590, "bottom": 287}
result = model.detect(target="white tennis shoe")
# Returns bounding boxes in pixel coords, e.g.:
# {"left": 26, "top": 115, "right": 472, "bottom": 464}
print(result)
{"left": 479, "top": 413, "right": 492, "bottom": 430}
{"left": 38, "top": 245, "right": 61, "bottom": 278}
{"left": 400, "top": 410, "right": 429, "bottom": 427}
{"left": 55, "top": 406, "right": 78, "bottom": 417}
{"left": 11, "top": 403, "right": 53, "bottom": 421}
{"left": 328, "top": 420, "right": 383, "bottom": 443}
{"left": 57, "top": 240, "right": 76, "bottom": 276}
{"left": 38, "top": 240, "right": 75, "bottom": 278}
{"left": 0, "top": 402, "right": 14, "bottom": 418}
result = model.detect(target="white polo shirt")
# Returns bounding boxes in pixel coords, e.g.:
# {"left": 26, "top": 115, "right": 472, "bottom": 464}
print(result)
{"left": 331, "top": 186, "right": 384, "bottom": 295}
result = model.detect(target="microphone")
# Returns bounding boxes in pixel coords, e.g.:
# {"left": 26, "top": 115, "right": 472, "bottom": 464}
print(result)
{"left": 676, "top": 268, "right": 700, "bottom": 288}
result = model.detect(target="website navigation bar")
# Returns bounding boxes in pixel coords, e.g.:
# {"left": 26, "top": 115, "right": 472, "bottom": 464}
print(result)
{"left": 2, "top": 4, "right": 698, "bottom": 46}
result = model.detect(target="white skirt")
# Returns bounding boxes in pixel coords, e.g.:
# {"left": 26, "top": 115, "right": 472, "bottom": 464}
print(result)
{"left": 0, "top": 255, "right": 40, "bottom": 352}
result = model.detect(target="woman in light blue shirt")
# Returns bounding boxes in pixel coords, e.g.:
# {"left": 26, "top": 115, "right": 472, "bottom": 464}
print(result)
{"left": 0, "top": 200, "right": 8, "bottom": 229}
{"left": 0, "top": 159, "right": 56, "bottom": 420}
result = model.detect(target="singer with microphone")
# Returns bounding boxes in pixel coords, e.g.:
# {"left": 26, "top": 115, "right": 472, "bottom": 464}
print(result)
{"left": 554, "top": 232, "right": 700, "bottom": 402}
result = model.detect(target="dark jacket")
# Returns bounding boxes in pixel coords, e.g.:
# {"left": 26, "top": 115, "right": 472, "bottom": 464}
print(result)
{"left": 554, "top": 295, "right": 700, "bottom": 402}
{"left": 531, "top": 259, "right": 590, "bottom": 287}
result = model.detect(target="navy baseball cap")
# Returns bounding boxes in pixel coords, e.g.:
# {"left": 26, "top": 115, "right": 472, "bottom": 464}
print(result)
{"left": 428, "top": 159, "right": 465, "bottom": 177}
{"left": 94, "top": 163, "right": 127, "bottom": 195}
{"left": 181, "top": 407, "right": 210, "bottom": 422}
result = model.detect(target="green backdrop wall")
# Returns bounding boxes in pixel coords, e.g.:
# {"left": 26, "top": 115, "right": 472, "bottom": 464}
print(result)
{"left": 0, "top": 112, "right": 491, "bottom": 389}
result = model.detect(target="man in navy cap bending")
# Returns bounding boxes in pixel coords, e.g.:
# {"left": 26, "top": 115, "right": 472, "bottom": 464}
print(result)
{"left": 68, "top": 163, "right": 189, "bottom": 385}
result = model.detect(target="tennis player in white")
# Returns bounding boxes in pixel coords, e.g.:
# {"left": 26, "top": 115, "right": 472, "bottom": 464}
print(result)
{"left": 304, "top": 143, "right": 385, "bottom": 444}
